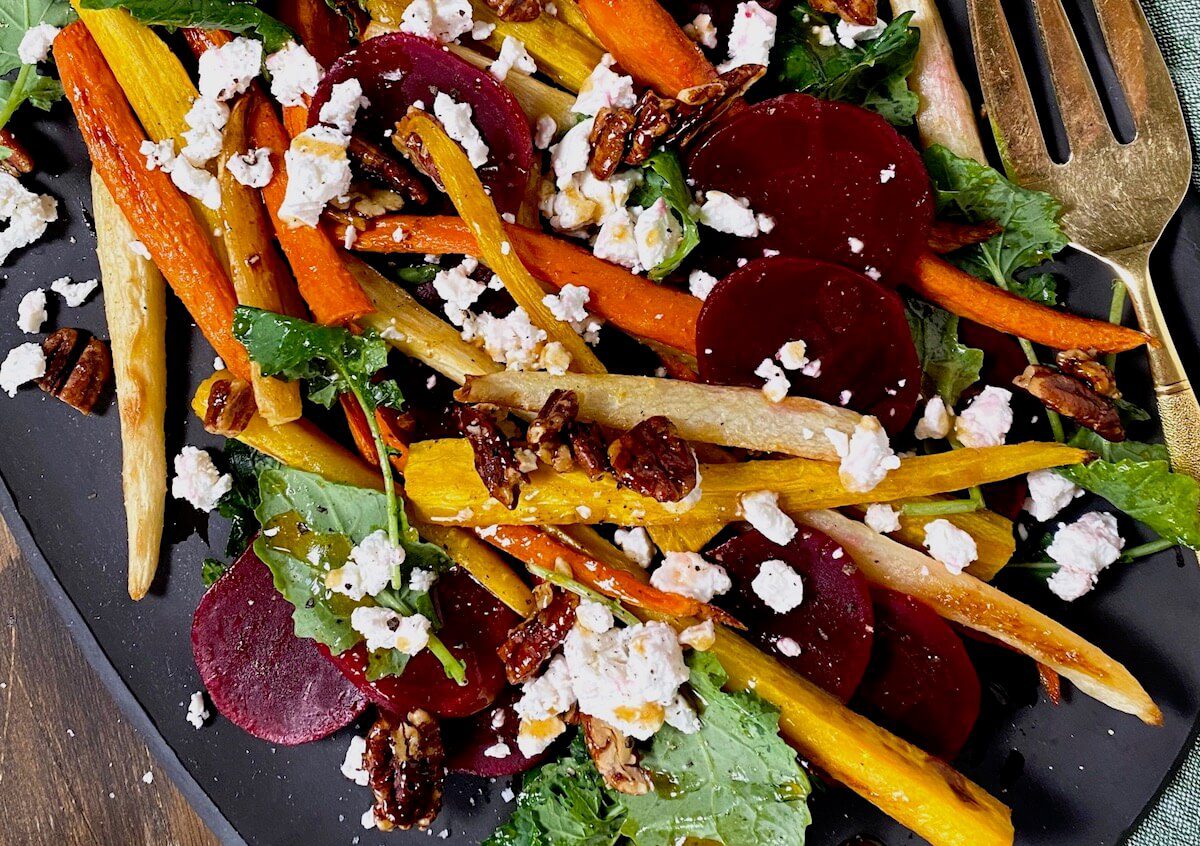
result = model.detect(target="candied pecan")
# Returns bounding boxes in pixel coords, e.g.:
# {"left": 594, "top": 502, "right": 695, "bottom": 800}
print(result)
{"left": 811, "top": 0, "right": 877, "bottom": 24}
{"left": 625, "top": 91, "right": 676, "bottom": 165}
{"left": 483, "top": 0, "right": 541, "bottom": 21}
{"left": 588, "top": 107, "right": 637, "bottom": 180}
{"left": 203, "top": 378, "right": 258, "bottom": 436}
{"left": 349, "top": 136, "right": 430, "bottom": 204}
{"left": 1014, "top": 365, "right": 1125, "bottom": 442}
{"left": 570, "top": 421, "right": 611, "bottom": 480}
{"left": 455, "top": 404, "right": 526, "bottom": 508}
{"left": 365, "top": 709, "right": 445, "bottom": 832}
{"left": 608, "top": 416, "right": 699, "bottom": 503}
{"left": 0, "top": 128, "right": 33, "bottom": 176}
{"left": 38, "top": 328, "right": 113, "bottom": 415}
{"left": 1056, "top": 349, "right": 1121, "bottom": 399}
{"left": 927, "top": 219, "right": 1003, "bottom": 254}
{"left": 670, "top": 65, "right": 766, "bottom": 149}
{"left": 580, "top": 715, "right": 652, "bottom": 795}
{"left": 527, "top": 388, "right": 579, "bottom": 471}
{"left": 498, "top": 586, "right": 579, "bottom": 683}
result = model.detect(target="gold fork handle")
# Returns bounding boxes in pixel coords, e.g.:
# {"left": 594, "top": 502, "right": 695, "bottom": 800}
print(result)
{"left": 1109, "top": 245, "right": 1200, "bottom": 482}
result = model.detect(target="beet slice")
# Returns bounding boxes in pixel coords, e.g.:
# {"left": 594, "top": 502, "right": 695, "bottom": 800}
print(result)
{"left": 696, "top": 256, "right": 921, "bottom": 432}
{"left": 687, "top": 93, "right": 933, "bottom": 284}
{"left": 323, "top": 568, "right": 518, "bottom": 719}
{"left": 310, "top": 32, "right": 535, "bottom": 215}
{"left": 444, "top": 688, "right": 552, "bottom": 777}
{"left": 191, "top": 547, "right": 367, "bottom": 745}
{"left": 853, "top": 588, "right": 981, "bottom": 759}
{"left": 710, "top": 527, "right": 875, "bottom": 701}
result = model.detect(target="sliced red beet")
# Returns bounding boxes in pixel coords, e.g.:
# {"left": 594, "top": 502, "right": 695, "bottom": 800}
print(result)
{"left": 444, "top": 688, "right": 552, "bottom": 777}
{"left": 310, "top": 32, "right": 535, "bottom": 215}
{"left": 853, "top": 588, "right": 981, "bottom": 759}
{"left": 696, "top": 256, "right": 921, "bottom": 432}
{"left": 323, "top": 568, "right": 517, "bottom": 719}
{"left": 710, "top": 527, "right": 875, "bottom": 701}
{"left": 687, "top": 93, "right": 933, "bottom": 284}
{"left": 191, "top": 547, "right": 367, "bottom": 745}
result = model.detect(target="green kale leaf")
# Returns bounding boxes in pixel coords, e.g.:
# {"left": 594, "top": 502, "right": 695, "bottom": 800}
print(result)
{"left": 77, "top": 0, "right": 293, "bottom": 51}
{"left": 905, "top": 298, "right": 983, "bottom": 406}
{"left": 628, "top": 151, "right": 700, "bottom": 280}
{"left": 775, "top": 5, "right": 920, "bottom": 126}
{"left": 1059, "top": 430, "right": 1200, "bottom": 550}
{"left": 923, "top": 145, "right": 1067, "bottom": 302}
{"left": 215, "top": 439, "right": 279, "bottom": 558}
{"left": 618, "top": 652, "right": 811, "bottom": 846}
{"left": 201, "top": 557, "right": 228, "bottom": 587}
{"left": 0, "top": 0, "right": 75, "bottom": 75}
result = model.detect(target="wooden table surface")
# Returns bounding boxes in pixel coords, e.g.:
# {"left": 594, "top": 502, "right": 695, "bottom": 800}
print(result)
{"left": 0, "top": 518, "right": 219, "bottom": 846}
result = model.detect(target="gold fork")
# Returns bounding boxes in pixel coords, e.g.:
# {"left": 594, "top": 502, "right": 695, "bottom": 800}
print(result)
{"left": 967, "top": 0, "right": 1197, "bottom": 477}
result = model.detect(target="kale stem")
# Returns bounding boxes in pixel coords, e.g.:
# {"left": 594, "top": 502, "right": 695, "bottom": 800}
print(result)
{"left": 528, "top": 564, "right": 641, "bottom": 627}
{"left": 375, "top": 591, "right": 467, "bottom": 685}
{"left": 900, "top": 495, "right": 983, "bottom": 517}
{"left": 0, "top": 65, "right": 32, "bottom": 133}
{"left": 1119, "top": 537, "right": 1174, "bottom": 563}
{"left": 344, "top": 376, "right": 400, "bottom": 549}
{"left": 1104, "top": 280, "right": 1128, "bottom": 374}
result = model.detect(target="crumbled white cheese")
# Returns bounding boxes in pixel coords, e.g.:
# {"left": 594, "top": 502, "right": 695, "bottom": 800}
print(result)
{"left": 361, "top": 809, "right": 378, "bottom": 830}
{"left": 914, "top": 395, "right": 952, "bottom": 440}
{"left": 719, "top": 1, "right": 777, "bottom": 72}
{"left": 265, "top": 42, "right": 324, "bottom": 108}
{"left": 1025, "top": 468, "right": 1083, "bottom": 522}
{"left": 880, "top": 164, "right": 896, "bottom": 183}
{"left": 740, "top": 490, "right": 797, "bottom": 546}
{"left": 575, "top": 599, "right": 615, "bottom": 634}
{"left": 461, "top": 306, "right": 549, "bottom": 370}
{"left": 128, "top": 240, "right": 152, "bottom": 260}
{"left": 776, "top": 636, "right": 801, "bottom": 657}
{"left": 18, "top": 24, "right": 60, "bottom": 65}
{"left": 812, "top": 25, "right": 836, "bottom": 46}
{"left": 340, "top": 736, "right": 369, "bottom": 786}
{"left": 664, "top": 694, "right": 701, "bottom": 734}
{"left": 197, "top": 37, "right": 262, "bottom": 102}
{"left": 181, "top": 96, "right": 230, "bottom": 166}
{"left": 1046, "top": 511, "right": 1124, "bottom": 601}
{"left": 490, "top": 35, "right": 537, "bottom": 81}
{"left": 688, "top": 269, "right": 719, "bottom": 301}
{"left": 319, "top": 79, "right": 370, "bottom": 135}
{"left": 433, "top": 257, "right": 485, "bottom": 325}
{"left": 471, "top": 20, "right": 496, "bottom": 40}
{"left": 140, "top": 139, "right": 175, "bottom": 171}
{"left": 350, "top": 606, "right": 431, "bottom": 654}
{"left": 613, "top": 527, "right": 656, "bottom": 568}
{"left": 836, "top": 18, "right": 887, "bottom": 48}
{"left": 549, "top": 117, "right": 594, "bottom": 188}
{"left": 533, "top": 114, "right": 557, "bottom": 150}
{"left": 751, "top": 559, "right": 804, "bottom": 613}
{"left": 400, "top": 0, "right": 475, "bottom": 43}
{"left": 326, "top": 529, "right": 406, "bottom": 601}
{"left": 698, "top": 190, "right": 761, "bottom": 237}
{"left": 185, "top": 691, "right": 210, "bottom": 729}
{"left": 678, "top": 619, "right": 715, "bottom": 651}
{"left": 591, "top": 208, "right": 640, "bottom": 268}
{"left": 171, "top": 156, "right": 222, "bottom": 210}
{"left": 408, "top": 567, "right": 437, "bottom": 593}
{"left": 227, "top": 147, "right": 274, "bottom": 188}
{"left": 540, "top": 340, "right": 572, "bottom": 375}
{"left": 923, "top": 519, "right": 978, "bottom": 575}
{"left": 433, "top": 92, "right": 490, "bottom": 168}
{"left": 847, "top": 235, "right": 865, "bottom": 254}
{"left": 755, "top": 357, "right": 790, "bottom": 403}
{"left": 543, "top": 283, "right": 590, "bottom": 324}
{"left": 515, "top": 655, "right": 577, "bottom": 723}
{"left": 483, "top": 741, "right": 512, "bottom": 758}
{"left": 0, "top": 342, "right": 45, "bottom": 396}
{"left": 864, "top": 502, "right": 902, "bottom": 534}
{"left": 51, "top": 276, "right": 98, "bottom": 307}
{"left": 279, "top": 125, "right": 353, "bottom": 227}
{"left": 572, "top": 54, "right": 637, "bottom": 117}
{"left": 777, "top": 339, "right": 809, "bottom": 371}
{"left": 17, "top": 288, "right": 46, "bottom": 333}
{"left": 824, "top": 416, "right": 901, "bottom": 492}
{"left": 684, "top": 13, "right": 718, "bottom": 49}
{"left": 633, "top": 197, "right": 682, "bottom": 271}
{"left": 0, "top": 172, "right": 57, "bottom": 265}
{"left": 171, "top": 446, "right": 233, "bottom": 512}
{"left": 955, "top": 386, "right": 1013, "bottom": 448}
{"left": 650, "top": 551, "right": 731, "bottom": 603}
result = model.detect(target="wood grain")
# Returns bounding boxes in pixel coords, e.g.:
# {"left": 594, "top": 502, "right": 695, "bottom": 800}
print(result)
{"left": 0, "top": 519, "right": 218, "bottom": 846}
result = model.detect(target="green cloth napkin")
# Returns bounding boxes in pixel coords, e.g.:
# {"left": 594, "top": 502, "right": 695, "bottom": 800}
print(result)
{"left": 1139, "top": 0, "right": 1200, "bottom": 187}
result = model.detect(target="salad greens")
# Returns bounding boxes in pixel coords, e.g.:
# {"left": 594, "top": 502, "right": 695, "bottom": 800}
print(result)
{"left": 216, "top": 440, "right": 279, "bottom": 558}
{"left": 775, "top": 5, "right": 920, "bottom": 126}
{"left": 905, "top": 299, "right": 983, "bottom": 406}
{"left": 488, "top": 654, "right": 811, "bottom": 846}
{"left": 0, "top": 0, "right": 72, "bottom": 156}
{"left": 628, "top": 151, "right": 700, "bottom": 280}
{"left": 77, "top": 0, "right": 294, "bottom": 51}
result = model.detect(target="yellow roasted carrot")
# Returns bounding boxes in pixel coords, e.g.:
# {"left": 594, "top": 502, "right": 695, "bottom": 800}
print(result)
{"left": 92, "top": 171, "right": 167, "bottom": 600}
{"left": 448, "top": 44, "right": 578, "bottom": 132}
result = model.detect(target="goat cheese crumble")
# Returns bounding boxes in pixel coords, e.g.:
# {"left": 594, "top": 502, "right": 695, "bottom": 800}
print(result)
{"left": 181, "top": 96, "right": 230, "bottom": 166}
{"left": 633, "top": 197, "right": 682, "bottom": 271}
{"left": 265, "top": 42, "right": 324, "bottom": 108}
{"left": 1046, "top": 511, "right": 1124, "bottom": 601}
{"left": 171, "top": 446, "right": 232, "bottom": 512}
{"left": 18, "top": 24, "right": 60, "bottom": 65}
{"left": 197, "top": 37, "right": 262, "bottom": 102}
{"left": 914, "top": 395, "right": 952, "bottom": 440}
{"left": 433, "top": 92, "right": 490, "bottom": 168}
{"left": 719, "top": 1, "right": 777, "bottom": 72}
{"left": 955, "top": 386, "right": 1013, "bottom": 448}
{"left": 0, "top": 343, "right": 46, "bottom": 396}
{"left": 684, "top": 13, "right": 719, "bottom": 49}
{"left": 678, "top": 619, "right": 715, "bottom": 651}
{"left": 51, "top": 276, "right": 98, "bottom": 307}
{"left": 650, "top": 551, "right": 731, "bottom": 602}
{"left": 326, "top": 529, "right": 405, "bottom": 601}
{"left": 698, "top": 190, "right": 763, "bottom": 237}
{"left": 864, "top": 502, "right": 902, "bottom": 534}
{"left": 350, "top": 607, "right": 431, "bottom": 654}
{"left": 741, "top": 490, "right": 797, "bottom": 546}
{"left": 923, "top": 519, "right": 978, "bottom": 575}
{"left": 688, "top": 269, "right": 719, "bottom": 301}
{"left": 824, "top": 416, "right": 900, "bottom": 492}
{"left": 1025, "top": 468, "right": 1083, "bottom": 522}
{"left": 613, "top": 526, "right": 656, "bottom": 568}
{"left": 752, "top": 559, "right": 805, "bottom": 613}
{"left": 755, "top": 357, "right": 790, "bottom": 402}
{"left": 0, "top": 172, "right": 58, "bottom": 264}
{"left": 400, "top": 0, "right": 475, "bottom": 43}
{"left": 341, "top": 736, "right": 369, "bottom": 785}
{"left": 490, "top": 36, "right": 537, "bottom": 81}
{"left": 227, "top": 147, "right": 274, "bottom": 188}
{"left": 572, "top": 54, "right": 636, "bottom": 117}
{"left": 17, "top": 288, "right": 46, "bottom": 334}
{"left": 319, "top": 79, "right": 370, "bottom": 135}
{"left": 279, "top": 125, "right": 353, "bottom": 227}
{"left": 533, "top": 114, "right": 557, "bottom": 150}
{"left": 186, "top": 691, "right": 210, "bottom": 728}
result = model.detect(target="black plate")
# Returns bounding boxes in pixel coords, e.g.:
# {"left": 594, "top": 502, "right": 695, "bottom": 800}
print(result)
{"left": 3, "top": 2, "right": 1200, "bottom": 844}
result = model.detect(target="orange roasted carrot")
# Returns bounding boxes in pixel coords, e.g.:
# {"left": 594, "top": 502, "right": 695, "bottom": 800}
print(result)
{"left": 275, "top": 0, "right": 357, "bottom": 67}
{"left": 57, "top": 23, "right": 250, "bottom": 379}
{"left": 248, "top": 93, "right": 374, "bottom": 325}
{"left": 575, "top": 0, "right": 717, "bottom": 95}
{"left": 283, "top": 104, "right": 309, "bottom": 139}
{"left": 354, "top": 215, "right": 702, "bottom": 355}
{"left": 910, "top": 253, "right": 1152, "bottom": 353}
{"left": 340, "top": 393, "right": 411, "bottom": 471}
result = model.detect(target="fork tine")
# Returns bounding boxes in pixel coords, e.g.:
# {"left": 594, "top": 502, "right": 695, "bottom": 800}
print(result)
{"left": 1091, "top": 0, "right": 1189, "bottom": 141}
{"left": 1028, "top": 0, "right": 1114, "bottom": 155}
{"left": 966, "top": 0, "right": 1053, "bottom": 186}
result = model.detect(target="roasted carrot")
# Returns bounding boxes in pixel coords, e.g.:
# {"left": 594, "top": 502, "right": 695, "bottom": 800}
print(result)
{"left": 354, "top": 215, "right": 702, "bottom": 354}
{"left": 339, "top": 393, "right": 411, "bottom": 471}
{"left": 283, "top": 104, "right": 309, "bottom": 139}
{"left": 248, "top": 93, "right": 374, "bottom": 325}
{"left": 58, "top": 23, "right": 250, "bottom": 379}
{"left": 910, "top": 253, "right": 1152, "bottom": 353}
{"left": 575, "top": 0, "right": 717, "bottom": 95}
{"left": 927, "top": 219, "right": 1003, "bottom": 254}
{"left": 275, "top": 0, "right": 356, "bottom": 67}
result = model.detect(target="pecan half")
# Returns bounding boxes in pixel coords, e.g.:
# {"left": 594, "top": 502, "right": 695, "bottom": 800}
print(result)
{"left": 581, "top": 715, "right": 652, "bottom": 795}
{"left": 0, "top": 128, "right": 33, "bottom": 176}
{"left": 482, "top": 0, "right": 541, "bottom": 21}
{"left": 608, "top": 416, "right": 698, "bottom": 502}
{"left": 1014, "top": 364, "right": 1125, "bottom": 442}
{"left": 455, "top": 404, "right": 527, "bottom": 508}
{"left": 570, "top": 421, "right": 611, "bottom": 480}
{"left": 589, "top": 107, "right": 637, "bottom": 180}
{"left": 625, "top": 91, "right": 676, "bottom": 166}
{"left": 349, "top": 136, "right": 429, "bottom": 204}
{"left": 498, "top": 585, "right": 579, "bottom": 683}
{"left": 38, "top": 328, "right": 113, "bottom": 415}
{"left": 927, "top": 219, "right": 1003, "bottom": 254}
{"left": 810, "top": 0, "right": 877, "bottom": 24}
{"left": 1056, "top": 349, "right": 1121, "bottom": 399}
{"left": 365, "top": 709, "right": 445, "bottom": 832}
{"left": 203, "top": 377, "right": 258, "bottom": 436}
{"left": 670, "top": 64, "right": 766, "bottom": 149}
